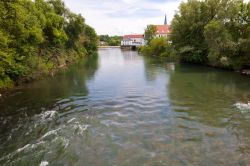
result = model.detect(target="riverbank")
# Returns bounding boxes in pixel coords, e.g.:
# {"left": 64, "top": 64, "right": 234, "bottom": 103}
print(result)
{"left": 0, "top": 57, "right": 70, "bottom": 98}
{"left": 138, "top": 37, "right": 250, "bottom": 76}
{"left": 0, "top": 52, "right": 99, "bottom": 98}
{"left": 0, "top": 0, "right": 98, "bottom": 93}
{"left": 178, "top": 60, "right": 250, "bottom": 76}
{"left": 98, "top": 46, "right": 121, "bottom": 48}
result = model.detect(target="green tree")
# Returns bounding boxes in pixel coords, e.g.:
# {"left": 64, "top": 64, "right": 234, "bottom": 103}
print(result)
{"left": 0, "top": 0, "right": 98, "bottom": 89}
{"left": 171, "top": 0, "right": 209, "bottom": 63}
{"left": 99, "top": 35, "right": 122, "bottom": 46}
{"left": 171, "top": 0, "right": 250, "bottom": 70}
{"left": 139, "top": 37, "right": 172, "bottom": 57}
{"left": 204, "top": 20, "right": 235, "bottom": 67}
{"left": 83, "top": 25, "right": 98, "bottom": 54}
{"left": 144, "top": 25, "right": 156, "bottom": 44}
{"left": 64, "top": 12, "right": 85, "bottom": 48}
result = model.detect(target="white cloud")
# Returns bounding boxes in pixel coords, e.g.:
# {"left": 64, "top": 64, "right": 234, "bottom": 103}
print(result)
{"left": 64, "top": 0, "right": 182, "bottom": 35}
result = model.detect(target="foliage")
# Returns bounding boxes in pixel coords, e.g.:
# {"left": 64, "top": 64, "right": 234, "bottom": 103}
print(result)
{"left": 99, "top": 35, "right": 122, "bottom": 46}
{"left": 144, "top": 25, "right": 157, "bottom": 44}
{"left": 139, "top": 38, "right": 173, "bottom": 59}
{"left": 0, "top": 0, "right": 98, "bottom": 89}
{"left": 171, "top": 0, "right": 250, "bottom": 69}
{"left": 141, "top": 24, "right": 175, "bottom": 60}
{"left": 84, "top": 25, "right": 98, "bottom": 54}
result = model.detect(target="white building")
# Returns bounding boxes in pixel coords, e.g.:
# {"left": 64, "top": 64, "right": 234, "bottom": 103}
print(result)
{"left": 121, "top": 34, "right": 145, "bottom": 46}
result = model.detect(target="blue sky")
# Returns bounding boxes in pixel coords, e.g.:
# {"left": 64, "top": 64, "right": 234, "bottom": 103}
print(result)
{"left": 64, "top": 0, "right": 183, "bottom": 35}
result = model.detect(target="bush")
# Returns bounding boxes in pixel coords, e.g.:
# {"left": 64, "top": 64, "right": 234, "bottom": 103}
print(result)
{"left": 139, "top": 38, "right": 175, "bottom": 59}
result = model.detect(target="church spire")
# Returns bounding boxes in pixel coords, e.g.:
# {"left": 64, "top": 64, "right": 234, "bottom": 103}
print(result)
{"left": 164, "top": 14, "right": 167, "bottom": 25}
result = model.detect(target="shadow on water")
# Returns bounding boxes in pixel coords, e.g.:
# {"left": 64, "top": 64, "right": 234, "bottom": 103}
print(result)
{"left": 0, "top": 53, "right": 99, "bottom": 140}
{"left": 169, "top": 63, "right": 250, "bottom": 154}
{"left": 143, "top": 57, "right": 250, "bottom": 163}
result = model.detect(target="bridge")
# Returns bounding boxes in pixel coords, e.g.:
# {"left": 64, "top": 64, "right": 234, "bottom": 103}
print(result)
{"left": 121, "top": 42, "right": 143, "bottom": 50}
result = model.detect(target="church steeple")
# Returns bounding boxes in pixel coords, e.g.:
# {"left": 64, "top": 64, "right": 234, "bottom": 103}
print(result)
{"left": 164, "top": 14, "right": 167, "bottom": 25}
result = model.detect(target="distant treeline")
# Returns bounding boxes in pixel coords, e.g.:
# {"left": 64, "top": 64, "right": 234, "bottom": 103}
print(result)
{"left": 99, "top": 35, "right": 122, "bottom": 46}
{"left": 172, "top": 0, "right": 250, "bottom": 69}
{"left": 0, "top": 0, "right": 98, "bottom": 89}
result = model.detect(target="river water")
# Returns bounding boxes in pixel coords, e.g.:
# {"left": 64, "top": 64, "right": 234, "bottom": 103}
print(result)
{"left": 0, "top": 48, "right": 250, "bottom": 165}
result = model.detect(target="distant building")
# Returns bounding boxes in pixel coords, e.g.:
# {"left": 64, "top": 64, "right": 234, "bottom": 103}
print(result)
{"left": 121, "top": 34, "right": 145, "bottom": 46}
{"left": 155, "top": 25, "right": 171, "bottom": 38}
{"left": 154, "top": 14, "right": 171, "bottom": 38}
{"left": 120, "top": 15, "right": 171, "bottom": 48}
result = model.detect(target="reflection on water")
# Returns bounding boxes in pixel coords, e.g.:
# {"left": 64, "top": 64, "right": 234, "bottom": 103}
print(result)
{"left": 0, "top": 48, "right": 250, "bottom": 165}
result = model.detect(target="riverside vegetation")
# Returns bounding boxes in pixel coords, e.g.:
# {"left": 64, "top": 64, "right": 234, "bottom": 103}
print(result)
{"left": 99, "top": 35, "right": 122, "bottom": 46}
{"left": 140, "top": 0, "right": 250, "bottom": 71}
{"left": 0, "top": 0, "right": 98, "bottom": 89}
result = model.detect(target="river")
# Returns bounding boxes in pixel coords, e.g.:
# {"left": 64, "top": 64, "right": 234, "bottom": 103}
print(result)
{"left": 0, "top": 48, "right": 250, "bottom": 165}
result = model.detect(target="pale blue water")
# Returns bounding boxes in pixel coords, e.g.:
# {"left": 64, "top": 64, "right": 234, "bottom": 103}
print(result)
{"left": 0, "top": 48, "right": 250, "bottom": 165}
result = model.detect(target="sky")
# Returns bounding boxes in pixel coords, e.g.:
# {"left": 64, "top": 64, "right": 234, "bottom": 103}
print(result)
{"left": 64, "top": 0, "right": 182, "bottom": 36}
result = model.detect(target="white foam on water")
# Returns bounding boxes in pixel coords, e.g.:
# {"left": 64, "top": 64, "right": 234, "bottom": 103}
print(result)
{"left": 63, "top": 138, "right": 69, "bottom": 149}
{"left": 51, "top": 136, "right": 70, "bottom": 149}
{"left": 72, "top": 123, "right": 89, "bottom": 136}
{"left": 16, "top": 141, "right": 45, "bottom": 153}
{"left": 32, "top": 110, "right": 58, "bottom": 124}
{"left": 40, "top": 128, "right": 60, "bottom": 140}
{"left": 40, "top": 161, "right": 49, "bottom": 166}
{"left": 16, "top": 144, "right": 31, "bottom": 153}
{"left": 40, "top": 110, "right": 57, "bottom": 121}
{"left": 234, "top": 102, "right": 250, "bottom": 112}
{"left": 67, "top": 118, "right": 76, "bottom": 123}
{"left": 0, "top": 141, "right": 45, "bottom": 162}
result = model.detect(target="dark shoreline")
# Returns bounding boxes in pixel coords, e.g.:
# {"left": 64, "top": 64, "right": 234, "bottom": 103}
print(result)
{"left": 147, "top": 55, "right": 250, "bottom": 76}
{"left": 0, "top": 61, "right": 70, "bottom": 98}
{"left": 183, "top": 62, "right": 250, "bottom": 76}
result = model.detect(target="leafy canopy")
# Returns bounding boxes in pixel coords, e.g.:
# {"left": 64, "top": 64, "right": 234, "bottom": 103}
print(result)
{"left": 0, "top": 0, "right": 98, "bottom": 88}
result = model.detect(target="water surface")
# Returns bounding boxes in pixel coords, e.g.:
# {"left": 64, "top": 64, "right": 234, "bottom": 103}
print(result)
{"left": 0, "top": 48, "right": 250, "bottom": 165}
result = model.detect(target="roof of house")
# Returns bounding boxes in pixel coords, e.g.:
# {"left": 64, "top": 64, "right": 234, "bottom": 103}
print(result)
{"left": 155, "top": 25, "right": 171, "bottom": 34}
{"left": 123, "top": 34, "right": 144, "bottom": 39}
{"left": 122, "top": 38, "right": 132, "bottom": 41}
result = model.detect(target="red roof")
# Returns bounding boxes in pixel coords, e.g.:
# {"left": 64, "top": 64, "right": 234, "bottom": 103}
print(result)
{"left": 123, "top": 34, "right": 144, "bottom": 39}
{"left": 155, "top": 25, "right": 171, "bottom": 34}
